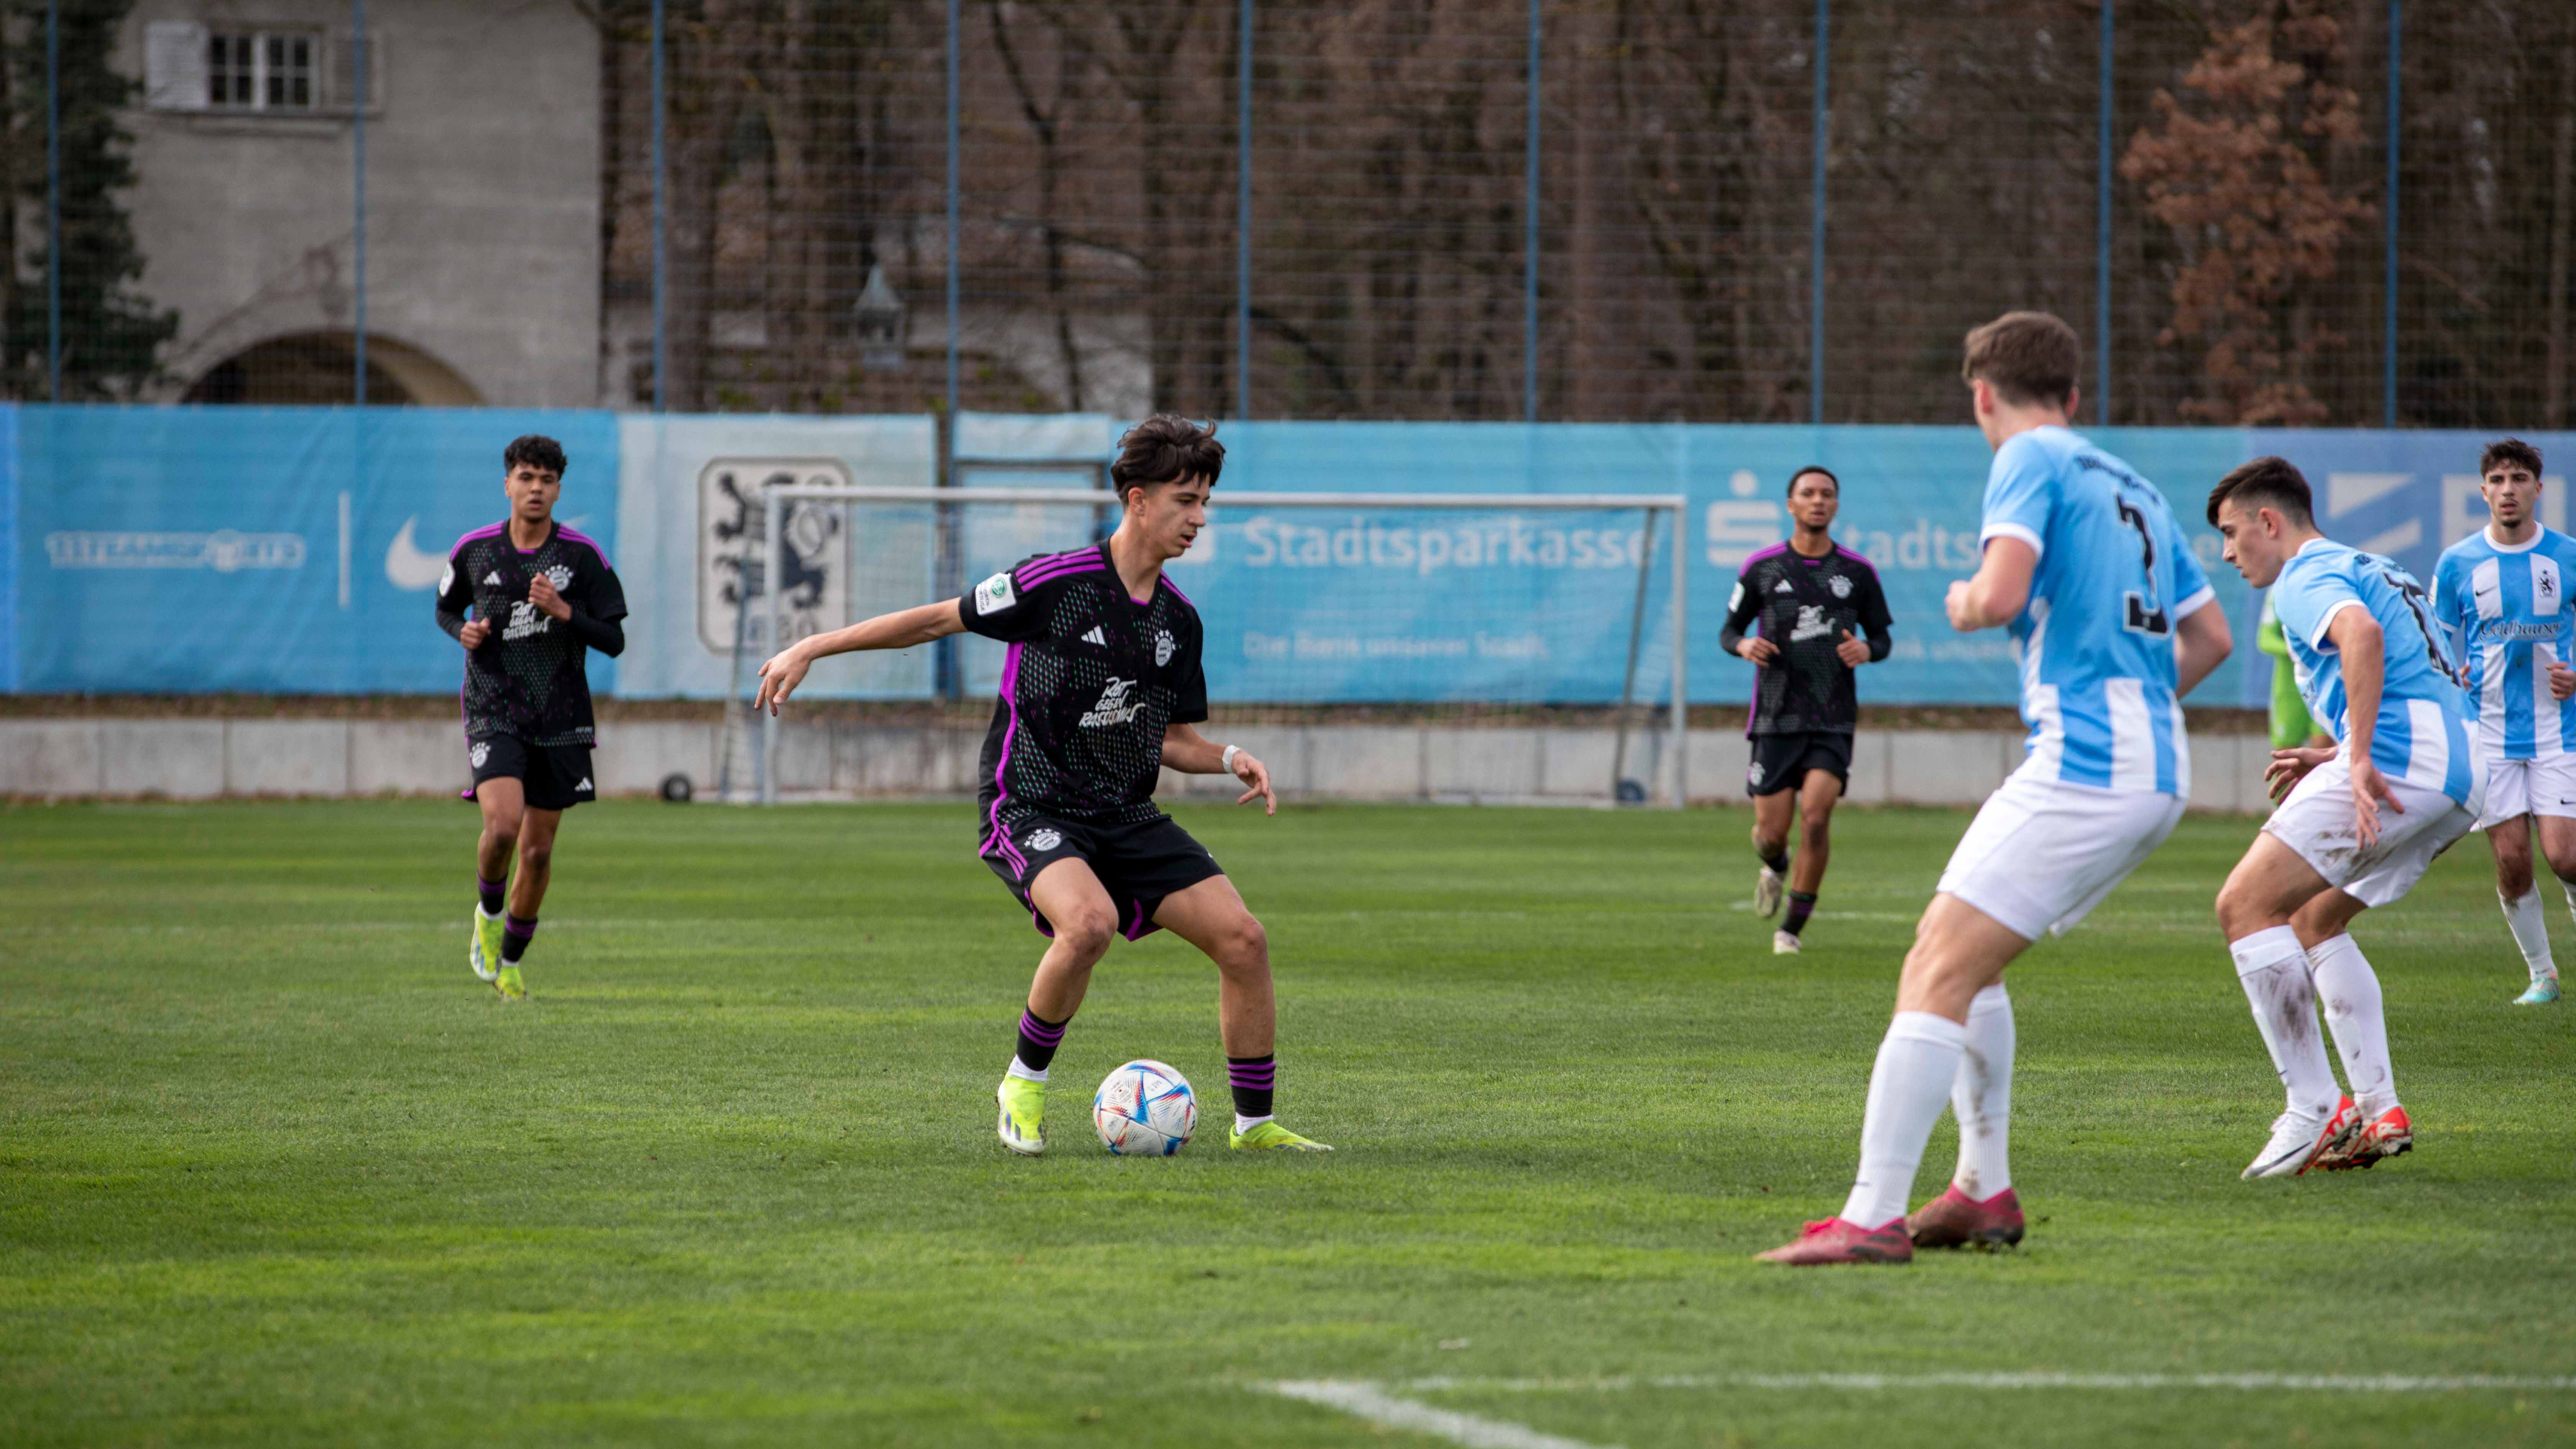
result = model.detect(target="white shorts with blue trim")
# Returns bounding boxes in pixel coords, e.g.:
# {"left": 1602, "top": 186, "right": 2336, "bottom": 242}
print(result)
{"left": 2477, "top": 754, "right": 2576, "bottom": 829}
{"left": 2267, "top": 752, "right": 2482, "bottom": 909}
{"left": 1935, "top": 759, "right": 2186, "bottom": 941}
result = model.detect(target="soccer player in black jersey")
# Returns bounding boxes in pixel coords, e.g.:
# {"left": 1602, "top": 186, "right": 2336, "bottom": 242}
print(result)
{"left": 434, "top": 435, "right": 628, "bottom": 1001}
{"left": 1717, "top": 466, "right": 1893, "bottom": 954}
{"left": 753, "top": 415, "right": 1328, "bottom": 1156}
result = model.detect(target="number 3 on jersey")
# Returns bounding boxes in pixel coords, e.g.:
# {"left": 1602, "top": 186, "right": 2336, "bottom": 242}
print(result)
{"left": 2114, "top": 494, "right": 2171, "bottom": 638}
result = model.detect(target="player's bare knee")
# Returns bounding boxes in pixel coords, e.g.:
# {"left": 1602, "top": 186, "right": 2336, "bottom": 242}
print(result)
{"left": 483, "top": 820, "right": 521, "bottom": 854}
{"left": 518, "top": 842, "right": 553, "bottom": 876}
{"left": 1057, "top": 912, "right": 1117, "bottom": 963}
{"left": 1798, "top": 812, "right": 1832, "bottom": 851}
{"left": 1216, "top": 913, "right": 1268, "bottom": 972}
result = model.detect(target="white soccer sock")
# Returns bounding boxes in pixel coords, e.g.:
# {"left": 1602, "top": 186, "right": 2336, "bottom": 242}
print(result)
{"left": 1949, "top": 984, "right": 2014, "bottom": 1199}
{"left": 1234, "top": 1113, "right": 1273, "bottom": 1134}
{"left": 1005, "top": 1058, "right": 1048, "bottom": 1084}
{"left": 2229, "top": 925, "right": 2339, "bottom": 1117}
{"left": 2307, "top": 933, "right": 2398, "bottom": 1120}
{"left": 2501, "top": 887, "right": 2556, "bottom": 982}
{"left": 1838, "top": 1012, "right": 1968, "bottom": 1229}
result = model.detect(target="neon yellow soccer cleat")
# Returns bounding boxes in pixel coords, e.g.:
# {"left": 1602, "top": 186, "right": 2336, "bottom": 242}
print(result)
{"left": 470, "top": 907, "right": 504, "bottom": 983}
{"left": 996, "top": 1076, "right": 1046, "bottom": 1156}
{"left": 494, "top": 963, "right": 526, "bottom": 1001}
{"left": 1229, "top": 1120, "right": 1332, "bottom": 1152}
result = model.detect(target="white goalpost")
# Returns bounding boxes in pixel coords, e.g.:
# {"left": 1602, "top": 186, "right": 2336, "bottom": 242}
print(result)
{"left": 750, "top": 483, "right": 1689, "bottom": 808}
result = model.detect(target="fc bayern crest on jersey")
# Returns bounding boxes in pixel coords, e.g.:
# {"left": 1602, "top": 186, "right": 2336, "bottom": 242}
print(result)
{"left": 1026, "top": 828, "right": 1063, "bottom": 852}
{"left": 470, "top": 741, "right": 490, "bottom": 768}
{"left": 1155, "top": 631, "right": 1176, "bottom": 667}
{"left": 1830, "top": 574, "right": 1852, "bottom": 599}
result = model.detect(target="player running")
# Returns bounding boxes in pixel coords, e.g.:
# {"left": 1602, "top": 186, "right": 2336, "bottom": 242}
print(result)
{"left": 434, "top": 434, "right": 628, "bottom": 1001}
{"left": 1760, "top": 312, "right": 2233, "bottom": 1265}
{"left": 2430, "top": 439, "right": 2576, "bottom": 1005}
{"left": 2209, "top": 456, "right": 2481, "bottom": 1177}
{"left": 1718, "top": 466, "right": 1893, "bottom": 954}
{"left": 752, "top": 415, "right": 1329, "bottom": 1157}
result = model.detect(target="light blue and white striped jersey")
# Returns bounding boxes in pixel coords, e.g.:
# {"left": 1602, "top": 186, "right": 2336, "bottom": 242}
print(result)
{"left": 1980, "top": 426, "right": 2215, "bottom": 796}
{"left": 2430, "top": 525, "right": 2576, "bottom": 761}
{"left": 2272, "top": 537, "right": 2478, "bottom": 804}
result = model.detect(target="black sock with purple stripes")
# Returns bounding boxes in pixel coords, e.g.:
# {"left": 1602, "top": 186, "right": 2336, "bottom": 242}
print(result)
{"left": 1012, "top": 1009, "right": 1068, "bottom": 1078}
{"left": 1227, "top": 1055, "right": 1276, "bottom": 1123}
{"left": 1783, "top": 891, "right": 1817, "bottom": 938}
{"left": 477, "top": 874, "right": 506, "bottom": 917}
{"left": 501, "top": 913, "right": 538, "bottom": 964}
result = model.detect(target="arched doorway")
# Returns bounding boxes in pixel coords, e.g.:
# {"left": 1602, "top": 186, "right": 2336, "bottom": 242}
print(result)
{"left": 182, "top": 332, "right": 482, "bottom": 406}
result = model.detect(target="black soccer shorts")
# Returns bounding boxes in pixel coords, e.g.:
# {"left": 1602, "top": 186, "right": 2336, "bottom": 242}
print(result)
{"left": 466, "top": 734, "right": 596, "bottom": 812}
{"left": 979, "top": 812, "right": 1225, "bottom": 942}
{"left": 1746, "top": 730, "right": 1853, "bottom": 798}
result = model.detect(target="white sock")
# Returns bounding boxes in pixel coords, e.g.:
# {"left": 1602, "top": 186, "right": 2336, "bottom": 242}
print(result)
{"left": 2502, "top": 887, "right": 2556, "bottom": 982}
{"left": 1838, "top": 1012, "right": 1968, "bottom": 1229}
{"left": 2229, "top": 925, "right": 2339, "bottom": 1117}
{"left": 1949, "top": 984, "right": 2014, "bottom": 1199}
{"left": 2307, "top": 933, "right": 2397, "bottom": 1119}
{"left": 1005, "top": 1058, "right": 1048, "bottom": 1084}
{"left": 1234, "top": 1113, "right": 1273, "bottom": 1134}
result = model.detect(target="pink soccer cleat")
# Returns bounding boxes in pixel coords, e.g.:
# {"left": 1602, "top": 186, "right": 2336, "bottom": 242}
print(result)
{"left": 1905, "top": 1186, "right": 2025, "bottom": 1250}
{"left": 1756, "top": 1217, "right": 1914, "bottom": 1265}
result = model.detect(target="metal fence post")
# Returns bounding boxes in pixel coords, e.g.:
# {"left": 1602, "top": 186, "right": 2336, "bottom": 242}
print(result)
{"left": 1238, "top": 0, "right": 1252, "bottom": 418}
{"left": 2384, "top": 0, "right": 2400, "bottom": 426}
{"left": 1524, "top": 0, "right": 1540, "bottom": 422}
{"left": 946, "top": 0, "right": 961, "bottom": 427}
{"left": 651, "top": 0, "right": 667, "bottom": 412}
{"left": 353, "top": 0, "right": 366, "bottom": 409}
{"left": 45, "top": 0, "right": 59, "bottom": 402}
{"left": 2097, "top": 0, "right": 2113, "bottom": 424}
{"left": 1809, "top": 0, "right": 1827, "bottom": 425}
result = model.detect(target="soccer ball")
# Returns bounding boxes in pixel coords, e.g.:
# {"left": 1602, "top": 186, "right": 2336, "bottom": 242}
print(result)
{"left": 1093, "top": 1059, "right": 1198, "bottom": 1155}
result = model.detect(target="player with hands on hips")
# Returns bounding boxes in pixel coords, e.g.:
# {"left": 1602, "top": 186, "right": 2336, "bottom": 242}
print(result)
{"left": 2207, "top": 456, "right": 2482, "bottom": 1181}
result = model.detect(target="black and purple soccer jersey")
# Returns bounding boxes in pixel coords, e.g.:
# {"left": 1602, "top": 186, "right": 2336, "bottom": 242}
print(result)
{"left": 434, "top": 520, "right": 627, "bottom": 747}
{"left": 1718, "top": 540, "right": 1892, "bottom": 736}
{"left": 959, "top": 542, "right": 1209, "bottom": 854}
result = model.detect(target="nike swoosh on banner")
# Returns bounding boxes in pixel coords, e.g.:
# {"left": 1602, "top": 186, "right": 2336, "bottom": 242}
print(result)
{"left": 384, "top": 517, "right": 448, "bottom": 590}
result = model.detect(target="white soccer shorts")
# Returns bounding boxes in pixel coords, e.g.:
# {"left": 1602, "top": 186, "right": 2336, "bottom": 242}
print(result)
{"left": 2477, "top": 754, "right": 2576, "bottom": 829}
{"left": 2266, "top": 753, "right": 2483, "bottom": 909}
{"left": 1935, "top": 760, "right": 2186, "bottom": 941}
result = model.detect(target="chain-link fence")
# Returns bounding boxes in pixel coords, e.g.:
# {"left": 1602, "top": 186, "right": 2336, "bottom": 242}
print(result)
{"left": 37, "top": 2, "right": 2576, "bottom": 426}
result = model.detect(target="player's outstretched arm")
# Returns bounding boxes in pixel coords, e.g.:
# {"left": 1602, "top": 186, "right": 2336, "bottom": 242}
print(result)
{"left": 1163, "top": 723, "right": 1275, "bottom": 815}
{"left": 756, "top": 599, "right": 968, "bottom": 714}
{"left": 2173, "top": 600, "right": 2233, "bottom": 697}
{"left": 1944, "top": 537, "right": 2037, "bottom": 632}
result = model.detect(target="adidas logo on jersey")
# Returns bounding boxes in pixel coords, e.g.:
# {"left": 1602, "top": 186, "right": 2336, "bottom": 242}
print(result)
{"left": 483, "top": 571, "right": 503, "bottom": 586}
{"left": 1079, "top": 677, "right": 1143, "bottom": 728}
{"left": 1081, "top": 625, "right": 1107, "bottom": 646}
{"left": 1775, "top": 579, "right": 1794, "bottom": 593}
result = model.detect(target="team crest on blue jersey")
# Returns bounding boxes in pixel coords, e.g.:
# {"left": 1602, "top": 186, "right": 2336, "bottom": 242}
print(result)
{"left": 1026, "top": 828, "right": 1063, "bottom": 852}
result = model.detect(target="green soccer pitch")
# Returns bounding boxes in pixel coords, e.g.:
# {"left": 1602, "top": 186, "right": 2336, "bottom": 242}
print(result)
{"left": 5, "top": 798, "right": 2571, "bottom": 1447}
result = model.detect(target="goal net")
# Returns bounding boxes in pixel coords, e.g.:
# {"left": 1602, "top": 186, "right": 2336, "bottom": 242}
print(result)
{"left": 741, "top": 483, "right": 1688, "bottom": 807}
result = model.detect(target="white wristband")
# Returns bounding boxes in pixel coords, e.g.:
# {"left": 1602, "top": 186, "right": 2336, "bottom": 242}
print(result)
{"left": 1221, "top": 744, "right": 1242, "bottom": 773}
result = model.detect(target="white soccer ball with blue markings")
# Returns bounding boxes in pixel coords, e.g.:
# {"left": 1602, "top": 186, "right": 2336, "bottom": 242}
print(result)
{"left": 1093, "top": 1059, "right": 1197, "bottom": 1155}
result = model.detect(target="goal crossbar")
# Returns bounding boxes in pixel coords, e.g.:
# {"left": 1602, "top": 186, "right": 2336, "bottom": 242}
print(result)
{"left": 756, "top": 484, "right": 1689, "bottom": 808}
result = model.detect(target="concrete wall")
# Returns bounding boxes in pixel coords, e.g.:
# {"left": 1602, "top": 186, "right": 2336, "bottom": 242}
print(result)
{"left": 0, "top": 718, "right": 2280, "bottom": 813}
{"left": 122, "top": 0, "right": 601, "bottom": 405}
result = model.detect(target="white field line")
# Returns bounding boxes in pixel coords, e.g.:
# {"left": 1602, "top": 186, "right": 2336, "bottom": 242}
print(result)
{"left": 1268, "top": 1381, "right": 1617, "bottom": 1449}
{"left": 1265, "top": 1373, "right": 2576, "bottom": 1449}
{"left": 1395, "top": 1372, "right": 2576, "bottom": 1393}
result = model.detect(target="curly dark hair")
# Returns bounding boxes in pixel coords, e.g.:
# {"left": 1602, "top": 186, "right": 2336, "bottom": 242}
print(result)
{"left": 1110, "top": 415, "right": 1223, "bottom": 503}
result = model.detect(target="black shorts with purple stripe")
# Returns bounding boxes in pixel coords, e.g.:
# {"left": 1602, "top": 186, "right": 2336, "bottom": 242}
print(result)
{"left": 980, "top": 810, "right": 1224, "bottom": 942}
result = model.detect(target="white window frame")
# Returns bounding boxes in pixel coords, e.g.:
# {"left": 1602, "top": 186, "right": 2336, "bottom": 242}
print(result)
{"left": 204, "top": 28, "right": 320, "bottom": 113}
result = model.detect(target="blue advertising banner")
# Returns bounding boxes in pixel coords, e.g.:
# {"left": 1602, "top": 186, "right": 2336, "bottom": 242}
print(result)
{"left": 13, "top": 406, "right": 619, "bottom": 694}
